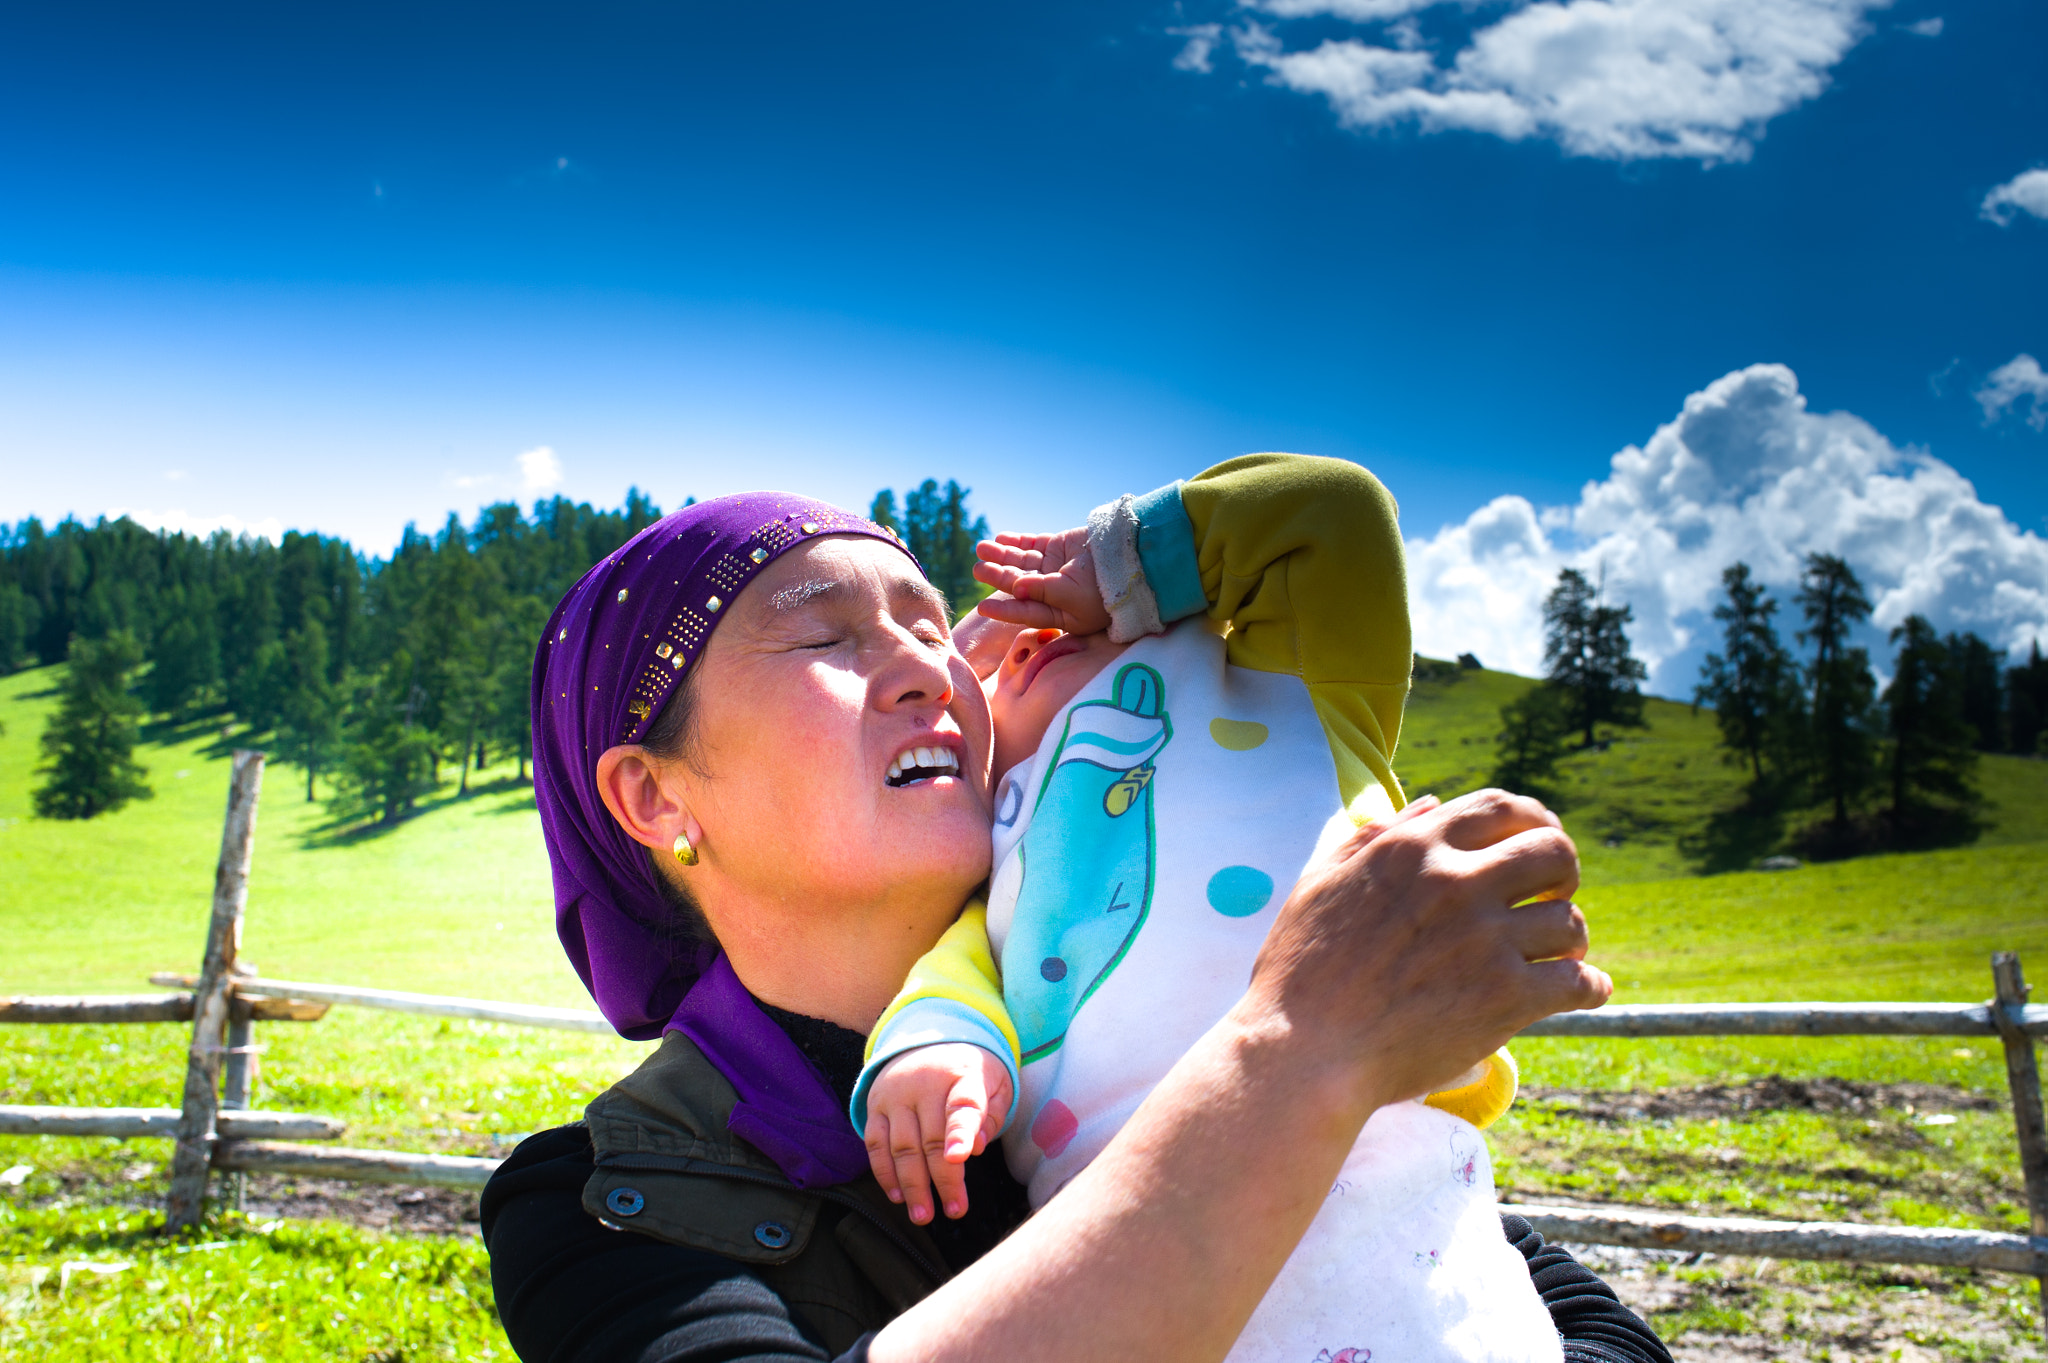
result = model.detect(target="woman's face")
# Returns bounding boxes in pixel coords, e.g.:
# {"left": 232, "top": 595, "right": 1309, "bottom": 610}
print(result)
{"left": 678, "top": 535, "right": 996, "bottom": 919}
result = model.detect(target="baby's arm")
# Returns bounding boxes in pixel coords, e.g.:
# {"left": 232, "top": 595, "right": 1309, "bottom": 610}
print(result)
{"left": 852, "top": 903, "right": 1023, "bottom": 1224}
{"left": 863, "top": 1042, "right": 1015, "bottom": 1225}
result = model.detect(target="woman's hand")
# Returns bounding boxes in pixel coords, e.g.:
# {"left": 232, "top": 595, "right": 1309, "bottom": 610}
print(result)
{"left": 972, "top": 530, "right": 1111, "bottom": 636}
{"left": 1250, "top": 788, "right": 1610, "bottom": 1118}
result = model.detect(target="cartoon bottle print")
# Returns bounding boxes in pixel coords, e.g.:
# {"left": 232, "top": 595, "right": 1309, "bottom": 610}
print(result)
{"left": 1004, "top": 663, "right": 1172, "bottom": 1062}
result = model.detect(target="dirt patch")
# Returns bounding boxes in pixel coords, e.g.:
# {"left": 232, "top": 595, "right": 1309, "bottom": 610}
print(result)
{"left": 237, "top": 1173, "right": 482, "bottom": 1236}
{"left": 1524, "top": 1075, "right": 1999, "bottom": 1123}
{"left": 1567, "top": 1247, "right": 2045, "bottom": 1362}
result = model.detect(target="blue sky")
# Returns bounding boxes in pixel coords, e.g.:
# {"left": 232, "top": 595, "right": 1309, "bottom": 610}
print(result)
{"left": 2, "top": 0, "right": 2044, "bottom": 684}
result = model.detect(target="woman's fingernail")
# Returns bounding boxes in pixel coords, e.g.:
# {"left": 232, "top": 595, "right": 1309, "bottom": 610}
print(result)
{"left": 887, "top": 1189, "right": 903, "bottom": 1203}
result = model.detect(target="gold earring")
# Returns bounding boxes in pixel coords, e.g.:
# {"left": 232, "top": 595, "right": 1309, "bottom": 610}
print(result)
{"left": 673, "top": 832, "right": 699, "bottom": 867}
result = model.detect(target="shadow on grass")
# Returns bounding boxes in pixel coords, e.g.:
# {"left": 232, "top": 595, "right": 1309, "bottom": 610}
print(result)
{"left": 297, "top": 774, "right": 535, "bottom": 848}
{"left": 1787, "top": 803, "right": 1987, "bottom": 862}
{"left": 140, "top": 707, "right": 237, "bottom": 750}
{"left": 1681, "top": 793, "right": 1788, "bottom": 874}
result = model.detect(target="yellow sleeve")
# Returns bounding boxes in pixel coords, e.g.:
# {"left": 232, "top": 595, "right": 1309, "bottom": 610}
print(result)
{"left": 1423, "top": 1048, "right": 1519, "bottom": 1129}
{"left": 863, "top": 901, "right": 1020, "bottom": 1067}
{"left": 1175, "top": 453, "right": 1411, "bottom": 818}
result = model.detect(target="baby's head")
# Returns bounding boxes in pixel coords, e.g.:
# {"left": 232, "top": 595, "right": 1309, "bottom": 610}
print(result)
{"left": 982, "top": 627, "right": 1130, "bottom": 785}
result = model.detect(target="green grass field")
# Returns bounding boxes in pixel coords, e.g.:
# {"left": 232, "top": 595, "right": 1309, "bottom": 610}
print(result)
{"left": 4, "top": 661, "right": 2047, "bottom": 1359}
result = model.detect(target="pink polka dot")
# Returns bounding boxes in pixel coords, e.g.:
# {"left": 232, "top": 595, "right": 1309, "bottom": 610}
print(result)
{"left": 1031, "top": 1100, "right": 1079, "bottom": 1158}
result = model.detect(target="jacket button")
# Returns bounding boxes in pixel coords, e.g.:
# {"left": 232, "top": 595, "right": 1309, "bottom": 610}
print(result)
{"left": 606, "top": 1187, "right": 646, "bottom": 1217}
{"left": 753, "top": 1220, "right": 793, "bottom": 1249}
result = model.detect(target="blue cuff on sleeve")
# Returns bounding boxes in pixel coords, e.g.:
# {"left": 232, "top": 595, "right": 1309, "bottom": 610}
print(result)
{"left": 1131, "top": 481, "right": 1203, "bottom": 623}
{"left": 849, "top": 999, "right": 1023, "bottom": 1137}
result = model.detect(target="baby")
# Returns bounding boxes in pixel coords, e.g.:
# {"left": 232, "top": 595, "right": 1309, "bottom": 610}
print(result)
{"left": 854, "top": 454, "right": 1563, "bottom": 1363}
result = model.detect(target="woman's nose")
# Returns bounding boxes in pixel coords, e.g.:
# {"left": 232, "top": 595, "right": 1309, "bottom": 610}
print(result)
{"left": 877, "top": 630, "right": 956, "bottom": 711}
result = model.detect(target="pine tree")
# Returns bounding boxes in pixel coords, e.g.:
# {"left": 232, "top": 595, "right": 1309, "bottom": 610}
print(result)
{"left": 1795, "top": 553, "right": 1878, "bottom": 826}
{"left": 143, "top": 586, "right": 220, "bottom": 717}
{"left": 1884, "top": 616, "right": 1981, "bottom": 834}
{"left": 331, "top": 652, "right": 439, "bottom": 826}
{"left": 868, "top": 490, "right": 899, "bottom": 535}
{"left": 2007, "top": 641, "right": 2048, "bottom": 754}
{"left": 32, "top": 631, "right": 154, "bottom": 819}
{"left": 900, "top": 480, "right": 991, "bottom": 620}
{"left": 488, "top": 596, "right": 549, "bottom": 783}
{"left": 276, "top": 621, "right": 342, "bottom": 801}
{"left": 0, "top": 582, "right": 37, "bottom": 673}
{"left": 1491, "top": 685, "right": 1572, "bottom": 803}
{"left": 1541, "top": 567, "right": 1647, "bottom": 748}
{"left": 1694, "top": 563, "right": 1803, "bottom": 787}
{"left": 1945, "top": 631, "right": 2004, "bottom": 752}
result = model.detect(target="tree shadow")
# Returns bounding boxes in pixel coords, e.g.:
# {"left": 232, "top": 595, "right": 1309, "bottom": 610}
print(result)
{"left": 1880, "top": 802, "right": 1988, "bottom": 854}
{"left": 140, "top": 707, "right": 236, "bottom": 750}
{"left": 1680, "top": 793, "right": 1788, "bottom": 874}
{"left": 1784, "top": 802, "right": 1986, "bottom": 862}
{"left": 295, "top": 772, "right": 536, "bottom": 846}
{"left": 1787, "top": 813, "right": 1885, "bottom": 862}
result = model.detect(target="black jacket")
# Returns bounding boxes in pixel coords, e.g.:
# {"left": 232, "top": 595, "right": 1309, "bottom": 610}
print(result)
{"left": 484, "top": 1028, "right": 1670, "bottom": 1363}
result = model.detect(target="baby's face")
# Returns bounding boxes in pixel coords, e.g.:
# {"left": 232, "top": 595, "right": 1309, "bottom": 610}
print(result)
{"left": 982, "top": 627, "right": 1131, "bottom": 787}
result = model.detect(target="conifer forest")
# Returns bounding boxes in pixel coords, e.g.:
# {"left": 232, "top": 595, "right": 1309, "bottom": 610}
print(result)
{"left": 0, "top": 478, "right": 990, "bottom": 827}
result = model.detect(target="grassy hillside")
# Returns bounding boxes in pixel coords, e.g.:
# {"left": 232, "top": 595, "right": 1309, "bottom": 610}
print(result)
{"left": 5, "top": 659, "right": 2048, "bottom": 1359}
{"left": 1396, "top": 662, "right": 2048, "bottom": 883}
{"left": 0, "top": 663, "right": 605, "bottom": 1003}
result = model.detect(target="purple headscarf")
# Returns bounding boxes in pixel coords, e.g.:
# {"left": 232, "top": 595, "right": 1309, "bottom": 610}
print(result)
{"left": 533, "top": 493, "right": 914, "bottom": 1186}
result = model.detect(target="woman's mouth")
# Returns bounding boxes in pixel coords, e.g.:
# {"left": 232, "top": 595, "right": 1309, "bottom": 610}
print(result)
{"left": 886, "top": 744, "right": 962, "bottom": 787}
{"left": 1016, "top": 632, "right": 1090, "bottom": 696}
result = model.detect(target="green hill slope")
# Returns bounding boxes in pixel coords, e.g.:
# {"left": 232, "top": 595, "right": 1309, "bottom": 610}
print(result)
{"left": 1395, "top": 662, "right": 2048, "bottom": 884}
{"left": 0, "top": 663, "right": 587, "bottom": 1002}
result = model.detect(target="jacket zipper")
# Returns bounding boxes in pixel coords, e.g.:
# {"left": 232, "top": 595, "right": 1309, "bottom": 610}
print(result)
{"left": 595, "top": 1151, "right": 949, "bottom": 1284}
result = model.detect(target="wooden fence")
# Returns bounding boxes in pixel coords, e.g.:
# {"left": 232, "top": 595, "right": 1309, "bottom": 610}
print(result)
{"left": 4, "top": 752, "right": 2046, "bottom": 1326}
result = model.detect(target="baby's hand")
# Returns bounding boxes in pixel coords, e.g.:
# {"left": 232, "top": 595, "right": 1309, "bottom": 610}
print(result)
{"left": 862, "top": 1043, "right": 1014, "bottom": 1225}
{"left": 952, "top": 599, "right": 1026, "bottom": 681}
{"left": 973, "top": 529, "right": 1111, "bottom": 636}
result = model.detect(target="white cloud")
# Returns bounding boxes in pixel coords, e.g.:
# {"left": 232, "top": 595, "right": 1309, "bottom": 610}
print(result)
{"left": 1901, "top": 15, "right": 1941, "bottom": 35}
{"left": 1221, "top": 0, "right": 1887, "bottom": 163}
{"left": 163, "top": 469, "right": 188, "bottom": 482}
{"left": 1408, "top": 363, "right": 2048, "bottom": 688}
{"left": 1981, "top": 168, "right": 2048, "bottom": 226}
{"left": 1976, "top": 354, "right": 2048, "bottom": 430}
{"left": 1170, "top": 24, "right": 1225, "bottom": 72}
{"left": 517, "top": 445, "right": 563, "bottom": 495}
{"left": 107, "top": 508, "right": 286, "bottom": 544}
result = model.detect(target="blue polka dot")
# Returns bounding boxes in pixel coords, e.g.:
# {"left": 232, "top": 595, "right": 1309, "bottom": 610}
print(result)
{"left": 1207, "top": 866, "right": 1275, "bottom": 917}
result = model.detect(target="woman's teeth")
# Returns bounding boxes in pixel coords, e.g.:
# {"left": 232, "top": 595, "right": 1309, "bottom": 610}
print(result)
{"left": 886, "top": 746, "right": 961, "bottom": 786}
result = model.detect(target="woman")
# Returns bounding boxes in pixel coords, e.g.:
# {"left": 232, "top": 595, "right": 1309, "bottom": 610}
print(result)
{"left": 483, "top": 489, "right": 1669, "bottom": 1363}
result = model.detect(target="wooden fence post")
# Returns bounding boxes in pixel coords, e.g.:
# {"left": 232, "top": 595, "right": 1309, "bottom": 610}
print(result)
{"left": 220, "top": 988, "right": 256, "bottom": 1211}
{"left": 164, "top": 751, "right": 264, "bottom": 1234}
{"left": 1991, "top": 951, "right": 2048, "bottom": 1330}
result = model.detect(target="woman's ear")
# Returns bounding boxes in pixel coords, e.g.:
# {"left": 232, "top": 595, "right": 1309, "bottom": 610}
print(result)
{"left": 594, "top": 744, "right": 705, "bottom": 856}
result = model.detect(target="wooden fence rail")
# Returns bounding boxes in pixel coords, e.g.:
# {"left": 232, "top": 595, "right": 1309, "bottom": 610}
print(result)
{"left": 1503, "top": 1203, "right": 2048, "bottom": 1277}
{"left": 0, "top": 1105, "right": 344, "bottom": 1141}
{"left": 214, "top": 1140, "right": 501, "bottom": 1189}
{"left": 0, "top": 993, "right": 330, "bottom": 1024}
{"left": 1521, "top": 1001, "right": 2048, "bottom": 1038}
{"left": 225, "top": 977, "right": 612, "bottom": 1033}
